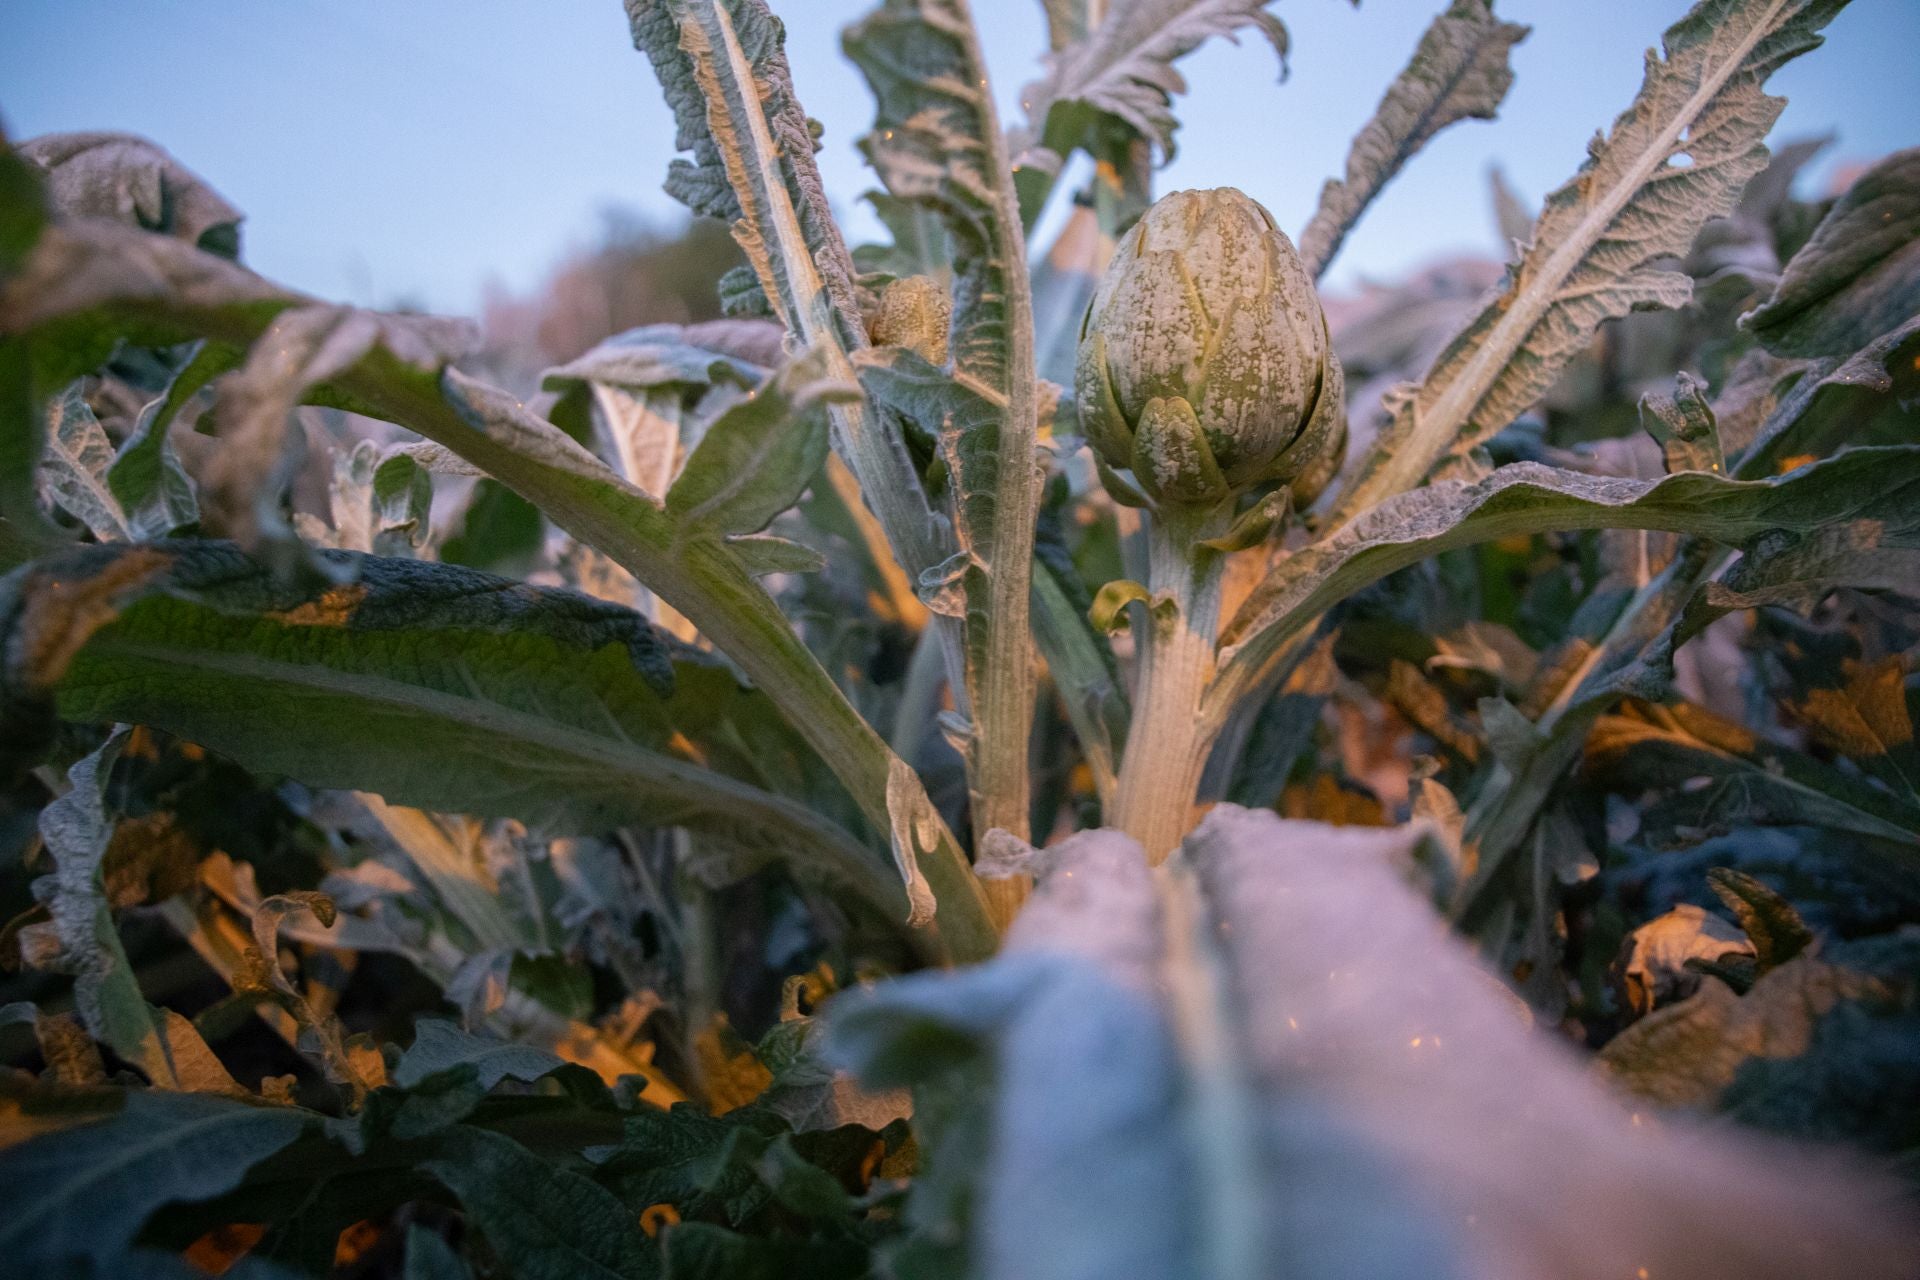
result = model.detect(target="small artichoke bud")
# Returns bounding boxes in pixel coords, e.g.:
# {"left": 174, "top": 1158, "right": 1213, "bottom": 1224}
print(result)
{"left": 1076, "top": 187, "right": 1344, "bottom": 510}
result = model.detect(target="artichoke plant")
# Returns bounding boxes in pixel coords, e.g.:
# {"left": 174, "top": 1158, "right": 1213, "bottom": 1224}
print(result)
{"left": 1077, "top": 187, "right": 1346, "bottom": 511}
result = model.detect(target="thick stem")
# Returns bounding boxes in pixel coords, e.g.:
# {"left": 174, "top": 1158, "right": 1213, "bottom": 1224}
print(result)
{"left": 1111, "top": 508, "right": 1228, "bottom": 863}
{"left": 949, "top": 0, "right": 1043, "bottom": 928}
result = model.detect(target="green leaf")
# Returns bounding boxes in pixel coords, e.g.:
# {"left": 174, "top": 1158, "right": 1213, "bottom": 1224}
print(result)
{"left": 1296, "top": 0, "right": 1528, "bottom": 280}
{"left": 1638, "top": 370, "right": 1725, "bottom": 476}
{"left": 627, "top": 0, "right": 866, "bottom": 348}
{"left": 392, "top": 1019, "right": 568, "bottom": 1090}
{"left": 107, "top": 347, "right": 215, "bottom": 540}
{"left": 440, "top": 478, "right": 544, "bottom": 571}
{"left": 1744, "top": 147, "right": 1920, "bottom": 358}
{"left": 26, "top": 737, "right": 183, "bottom": 1086}
{"left": 1707, "top": 867, "right": 1815, "bottom": 972}
{"left": 0, "top": 204, "right": 994, "bottom": 959}
{"left": 1216, "top": 446, "right": 1920, "bottom": 719}
{"left": 1332, "top": 0, "right": 1848, "bottom": 521}
{"left": 422, "top": 1126, "right": 658, "bottom": 1280}
{"left": 0, "top": 1089, "right": 307, "bottom": 1267}
{"left": 2, "top": 541, "right": 913, "bottom": 927}
{"left": 1088, "top": 578, "right": 1150, "bottom": 634}
{"left": 844, "top": 0, "right": 1045, "bottom": 839}
{"left": 666, "top": 349, "right": 852, "bottom": 537}
{"left": 37, "top": 385, "right": 130, "bottom": 541}
{"left": 660, "top": 1220, "right": 868, "bottom": 1279}
{"left": 1598, "top": 952, "right": 1882, "bottom": 1109}
{"left": 1011, "top": 0, "right": 1290, "bottom": 172}
{"left": 1585, "top": 702, "right": 1920, "bottom": 848}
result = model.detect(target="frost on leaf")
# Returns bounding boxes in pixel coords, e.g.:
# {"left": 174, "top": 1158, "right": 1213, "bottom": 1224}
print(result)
{"left": 1013, "top": 0, "right": 1292, "bottom": 170}
{"left": 833, "top": 807, "right": 1918, "bottom": 1280}
{"left": 1334, "top": 0, "right": 1848, "bottom": 520}
{"left": 1296, "top": 0, "right": 1527, "bottom": 280}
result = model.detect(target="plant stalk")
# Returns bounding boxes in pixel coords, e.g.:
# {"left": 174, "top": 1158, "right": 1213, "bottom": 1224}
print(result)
{"left": 1111, "top": 507, "right": 1228, "bottom": 863}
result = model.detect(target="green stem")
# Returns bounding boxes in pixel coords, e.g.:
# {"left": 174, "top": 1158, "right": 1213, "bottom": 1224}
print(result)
{"left": 1111, "top": 507, "right": 1228, "bottom": 863}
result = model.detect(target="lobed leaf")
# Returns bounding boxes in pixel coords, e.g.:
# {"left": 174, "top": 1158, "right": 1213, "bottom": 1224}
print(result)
{"left": 1296, "top": 0, "right": 1528, "bottom": 280}
{"left": 1332, "top": 0, "right": 1850, "bottom": 521}
{"left": 1013, "top": 0, "right": 1291, "bottom": 173}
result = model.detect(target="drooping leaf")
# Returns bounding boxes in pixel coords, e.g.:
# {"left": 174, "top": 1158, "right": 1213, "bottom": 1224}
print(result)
{"left": 23, "top": 737, "right": 203, "bottom": 1087}
{"left": 0, "top": 193, "right": 994, "bottom": 959}
{"left": 1219, "top": 446, "right": 1920, "bottom": 710}
{"left": 1744, "top": 147, "right": 1920, "bottom": 358}
{"left": 0, "top": 541, "right": 912, "bottom": 926}
{"left": 1785, "top": 655, "right": 1920, "bottom": 802}
{"left": 1013, "top": 0, "right": 1291, "bottom": 172}
{"left": 1296, "top": 0, "right": 1527, "bottom": 280}
{"left": 1585, "top": 701, "right": 1920, "bottom": 848}
{"left": 1706, "top": 867, "right": 1816, "bottom": 973}
{"left": 1333, "top": 0, "right": 1849, "bottom": 520}
{"left": 0, "top": 1089, "right": 308, "bottom": 1268}
{"left": 1615, "top": 902, "right": 1756, "bottom": 1017}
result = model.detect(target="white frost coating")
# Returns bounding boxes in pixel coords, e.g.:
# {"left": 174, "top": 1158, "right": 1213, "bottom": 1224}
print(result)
{"left": 1184, "top": 804, "right": 1920, "bottom": 1280}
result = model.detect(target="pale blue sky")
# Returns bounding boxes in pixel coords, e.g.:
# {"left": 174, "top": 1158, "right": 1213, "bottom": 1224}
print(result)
{"left": 3, "top": 1, "right": 1914, "bottom": 317}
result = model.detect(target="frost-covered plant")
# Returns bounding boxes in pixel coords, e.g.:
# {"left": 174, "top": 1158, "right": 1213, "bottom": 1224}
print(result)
{"left": 1, "top": 0, "right": 1918, "bottom": 1277}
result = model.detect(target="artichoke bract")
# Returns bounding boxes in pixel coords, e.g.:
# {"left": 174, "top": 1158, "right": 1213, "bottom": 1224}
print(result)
{"left": 1076, "top": 187, "right": 1345, "bottom": 511}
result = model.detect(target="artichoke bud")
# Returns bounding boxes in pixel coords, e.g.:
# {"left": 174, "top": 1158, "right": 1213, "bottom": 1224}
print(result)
{"left": 1076, "top": 187, "right": 1345, "bottom": 513}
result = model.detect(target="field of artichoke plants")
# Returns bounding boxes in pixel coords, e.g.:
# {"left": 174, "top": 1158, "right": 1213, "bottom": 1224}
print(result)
{"left": 2, "top": 0, "right": 1918, "bottom": 1276}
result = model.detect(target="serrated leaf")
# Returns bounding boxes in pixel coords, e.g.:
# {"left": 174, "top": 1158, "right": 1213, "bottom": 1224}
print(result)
{"left": 844, "top": 0, "right": 1044, "bottom": 840}
{"left": 0, "top": 1090, "right": 307, "bottom": 1268}
{"left": 1297, "top": 0, "right": 1527, "bottom": 280}
{"left": 1333, "top": 0, "right": 1848, "bottom": 520}
{"left": 1014, "top": 0, "right": 1291, "bottom": 170}
{"left": 29, "top": 737, "right": 179, "bottom": 1085}
{"left": 1744, "top": 147, "right": 1920, "bottom": 358}
{"left": 627, "top": 0, "right": 866, "bottom": 346}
